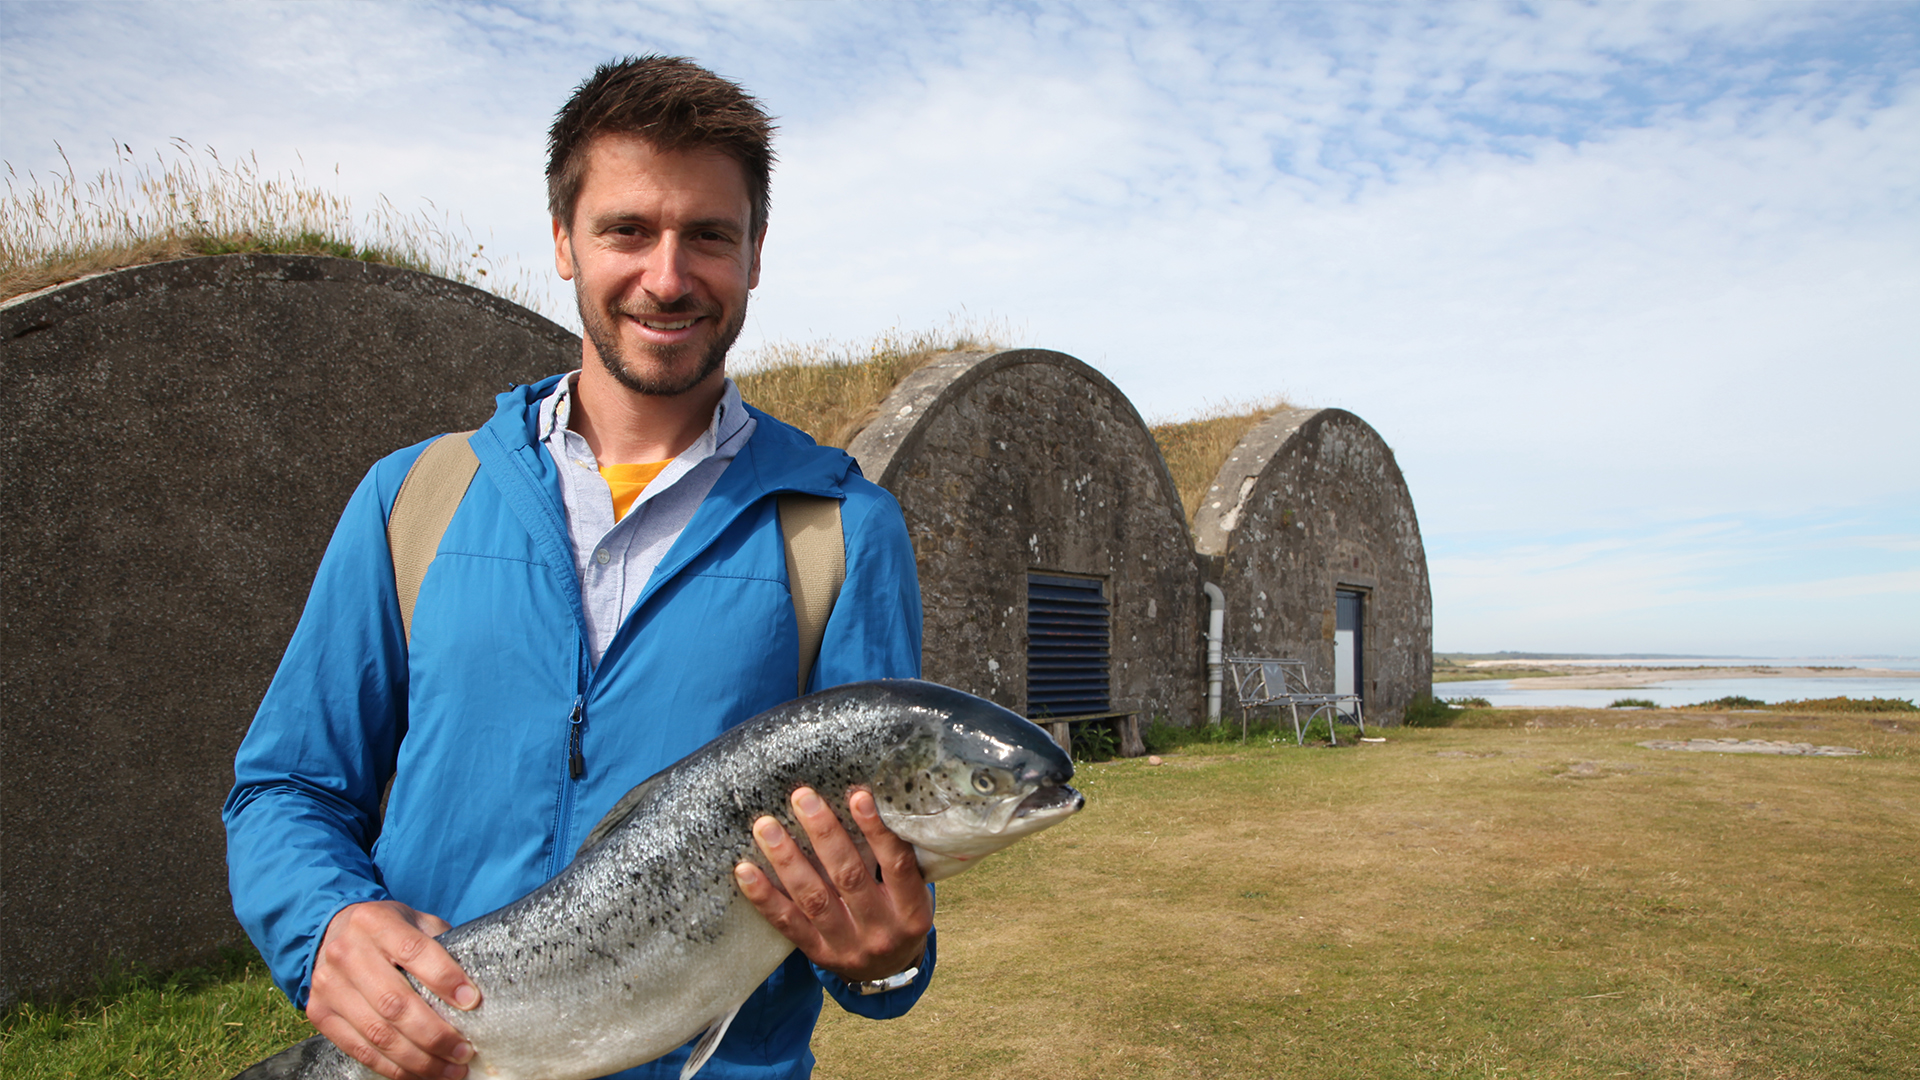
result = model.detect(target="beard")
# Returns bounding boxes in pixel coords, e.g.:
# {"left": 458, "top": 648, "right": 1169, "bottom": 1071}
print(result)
{"left": 577, "top": 289, "right": 747, "bottom": 398}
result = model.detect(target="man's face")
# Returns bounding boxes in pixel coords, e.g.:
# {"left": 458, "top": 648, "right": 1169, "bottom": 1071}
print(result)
{"left": 554, "top": 133, "right": 764, "bottom": 398}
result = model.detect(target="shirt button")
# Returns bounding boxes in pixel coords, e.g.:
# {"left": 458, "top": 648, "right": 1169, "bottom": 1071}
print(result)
{"left": 595, "top": 548, "right": 611, "bottom": 565}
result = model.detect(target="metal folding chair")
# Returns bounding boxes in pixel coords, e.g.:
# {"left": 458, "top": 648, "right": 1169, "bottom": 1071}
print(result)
{"left": 1226, "top": 656, "right": 1365, "bottom": 745}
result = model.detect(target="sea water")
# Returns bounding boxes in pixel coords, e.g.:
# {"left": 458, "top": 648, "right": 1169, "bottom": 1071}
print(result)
{"left": 1432, "top": 658, "right": 1920, "bottom": 709}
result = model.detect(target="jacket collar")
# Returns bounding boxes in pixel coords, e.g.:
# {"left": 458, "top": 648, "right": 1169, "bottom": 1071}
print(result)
{"left": 626, "top": 404, "right": 855, "bottom": 614}
{"left": 472, "top": 380, "right": 860, "bottom": 616}
{"left": 487, "top": 373, "right": 569, "bottom": 451}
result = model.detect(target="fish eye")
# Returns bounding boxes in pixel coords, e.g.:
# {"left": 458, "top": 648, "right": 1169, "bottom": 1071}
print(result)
{"left": 970, "top": 768, "right": 996, "bottom": 794}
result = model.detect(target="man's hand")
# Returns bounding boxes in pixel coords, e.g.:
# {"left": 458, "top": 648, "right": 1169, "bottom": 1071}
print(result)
{"left": 308, "top": 900, "right": 482, "bottom": 1080}
{"left": 734, "top": 787, "right": 932, "bottom": 983}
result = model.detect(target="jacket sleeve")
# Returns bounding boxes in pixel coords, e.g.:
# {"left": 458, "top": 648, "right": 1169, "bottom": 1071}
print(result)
{"left": 804, "top": 476, "right": 938, "bottom": 1018}
{"left": 222, "top": 446, "right": 422, "bottom": 1006}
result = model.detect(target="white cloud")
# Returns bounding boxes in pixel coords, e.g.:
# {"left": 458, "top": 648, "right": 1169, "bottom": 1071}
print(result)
{"left": 5, "top": 0, "right": 1915, "bottom": 655}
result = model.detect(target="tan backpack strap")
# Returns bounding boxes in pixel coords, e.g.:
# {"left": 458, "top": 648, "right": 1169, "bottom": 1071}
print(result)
{"left": 388, "top": 431, "right": 480, "bottom": 645}
{"left": 778, "top": 494, "right": 846, "bottom": 696}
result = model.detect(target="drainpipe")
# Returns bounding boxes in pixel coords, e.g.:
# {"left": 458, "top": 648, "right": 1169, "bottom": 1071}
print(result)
{"left": 1202, "top": 581, "right": 1226, "bottom": 722}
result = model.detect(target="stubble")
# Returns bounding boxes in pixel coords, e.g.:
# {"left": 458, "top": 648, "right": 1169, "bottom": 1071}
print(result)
{"left": 577, "top": 289, "right": 747, "bottom": 398}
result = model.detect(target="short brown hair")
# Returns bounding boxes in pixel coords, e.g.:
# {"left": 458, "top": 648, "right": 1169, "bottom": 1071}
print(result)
{"left": 547, "top": 56, "right": 777, "bottom": 235}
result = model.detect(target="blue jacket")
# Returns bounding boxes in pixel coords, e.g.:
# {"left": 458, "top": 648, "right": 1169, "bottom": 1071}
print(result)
{"left": 224, "top": 376, "right": 930, "bottom": 1079}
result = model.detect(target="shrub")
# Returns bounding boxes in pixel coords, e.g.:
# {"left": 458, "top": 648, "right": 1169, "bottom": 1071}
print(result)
{"left": 1445, "top": 695, "right": 1492, "bottom": 709}
{"left": 1608, "top": 698, "right": 1660, "bottom": 709}
{"left": 1402, "top": 693, "right": 1459, "bottom": 728}
{"left": 1692, "top": 695, "right": 1768, "bottom": 710}
{"left": 1203, "top": 721, "right": 1244, "bottom": 745}
{"left": 1142, "top": 718, "right": 1189, "bottom": 754}
{"left": 1073, "top": 722, "right": 1119, "bottom": 763}
{"left": 1771, "top": 696, "right": 1918, "bottom": 714}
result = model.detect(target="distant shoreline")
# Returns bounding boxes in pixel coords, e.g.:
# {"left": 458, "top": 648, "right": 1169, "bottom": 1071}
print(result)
{"left": 1497, "top": 665, "right": 1920, "bottom": 690}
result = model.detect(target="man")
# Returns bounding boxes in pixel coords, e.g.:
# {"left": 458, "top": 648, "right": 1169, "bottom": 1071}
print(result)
{"left": 225, "top": 57, "right": 932, "bottom": 1080}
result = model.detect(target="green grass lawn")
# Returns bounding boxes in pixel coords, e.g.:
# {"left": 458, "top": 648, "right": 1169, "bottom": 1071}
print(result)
{"left": 1, "top": 949, "right": 311, "bottom": 1078}
{"left": 8, "top": 709, "right": 1915, "bottom": 1079}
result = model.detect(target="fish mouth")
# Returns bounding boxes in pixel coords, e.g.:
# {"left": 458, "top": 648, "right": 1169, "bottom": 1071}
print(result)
{"left": 1015, "top": 784, "right": 1084, "bottom": 819}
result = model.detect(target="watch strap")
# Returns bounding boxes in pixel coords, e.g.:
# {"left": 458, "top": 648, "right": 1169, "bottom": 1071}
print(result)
{"left": 853, "top": 961, "right": 922, "bottom": 995}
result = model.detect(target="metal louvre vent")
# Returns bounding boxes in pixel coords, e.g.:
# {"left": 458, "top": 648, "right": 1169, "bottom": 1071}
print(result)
{"left": 1026, "top": 573, "right": 1110, "bottom": 718}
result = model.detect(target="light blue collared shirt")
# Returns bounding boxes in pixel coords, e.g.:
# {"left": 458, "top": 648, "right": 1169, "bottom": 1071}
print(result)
{"left": 537, "top": 373, "right": 757, "bottom": 665}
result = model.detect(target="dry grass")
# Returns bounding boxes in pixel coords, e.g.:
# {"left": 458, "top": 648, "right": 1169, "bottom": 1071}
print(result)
{"left": 815, "top": 708, "right": 1918, "bottom": 1079}
{"left": 13, "top": 708, "right": 1913, "bottom": 1078}
{"left": 732, "top": 319, "right": 1012, "bottom": 447}
{"left": 1149, "top": 399, "right": 1292, "bottom": 522}
{"left": 1, "top": 141, "right": 547, "bottom": 311}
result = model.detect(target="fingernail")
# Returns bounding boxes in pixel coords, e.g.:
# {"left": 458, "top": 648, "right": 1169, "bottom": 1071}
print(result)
{"left": 795, "top": 789, "right": 824, "bottom": 814}
{"left": 442, "top": 1062, "right": 467, "bottom": 1079}
{"left": 453, "top": 984, "right": 479, "bottom": 1010}
{"left": 754, "top": 818, "right": 784, "bottom": 846}
{"left": 450, "top": 1040, "right": 474, "bottom": 1063}
{"left": 735, "top": 862, "right": 759, "bottom": 885}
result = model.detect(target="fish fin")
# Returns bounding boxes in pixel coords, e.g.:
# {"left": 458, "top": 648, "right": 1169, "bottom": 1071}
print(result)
{"left": 576, "top": 771, "right": 671, "bottom": 858}
{"left": 913, "top": 844, "right": 978, "bottom": 883}
{"left": 229, "top": 1035, "right": 343, "bottom": 1079}
{"left": 680, "top": 1003, "right": 744, "bottom": 1080}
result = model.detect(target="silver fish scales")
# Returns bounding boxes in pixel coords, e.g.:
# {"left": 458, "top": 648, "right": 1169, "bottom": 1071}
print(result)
{"left": 235, "top": 680, "right": 1084, "bottom": 1080}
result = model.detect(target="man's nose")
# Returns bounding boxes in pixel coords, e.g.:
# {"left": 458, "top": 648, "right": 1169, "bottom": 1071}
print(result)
{"left": 642, "top": 234, "right": 694, "bottom": 301}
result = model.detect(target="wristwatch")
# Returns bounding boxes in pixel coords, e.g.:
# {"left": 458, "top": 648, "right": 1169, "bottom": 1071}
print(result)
{"left": 853, "top": 957, "right": 923, "bottom": 995}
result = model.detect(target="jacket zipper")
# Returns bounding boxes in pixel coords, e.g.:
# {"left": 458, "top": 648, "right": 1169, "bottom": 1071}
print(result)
{"left": 567, "top": 695, "right": 586, "bottom": 779}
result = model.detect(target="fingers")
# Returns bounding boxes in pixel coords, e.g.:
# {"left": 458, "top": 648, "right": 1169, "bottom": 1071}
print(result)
{"left": 848, "top": 789, "right": 933, "bottom": 924}
{"left": 734, "top": 788, "right": 930, "bottom": 984}
{"left": 739, "top": 808, "right": 838, "bottom": 953}
{"left": 412, "top": 910, "right": 455, "bottom": 938}
{"left": 307, "top": 901, "right": 479, "bottom": 1080}
{"left": 735, "top": 835, "right": 826, "bottom": 959}
{"left": 791, "top": 787, "right": 879, "bottom": 926}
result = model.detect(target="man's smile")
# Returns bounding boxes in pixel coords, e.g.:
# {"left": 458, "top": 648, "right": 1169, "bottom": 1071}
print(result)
{"left": 612, "top": 301, "right": 719, "bottom": 347}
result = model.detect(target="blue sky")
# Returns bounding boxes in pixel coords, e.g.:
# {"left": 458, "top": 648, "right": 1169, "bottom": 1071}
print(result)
{"left": 5, "top": 1, "right": 1916, "bottom": 656}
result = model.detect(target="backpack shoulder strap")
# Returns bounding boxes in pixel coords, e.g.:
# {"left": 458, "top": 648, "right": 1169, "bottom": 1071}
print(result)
{"left": 778, "top": 494, "right": 846, "bottom": 696}
{"left": 388, "top": 431, "right": 480, "bottom": 645}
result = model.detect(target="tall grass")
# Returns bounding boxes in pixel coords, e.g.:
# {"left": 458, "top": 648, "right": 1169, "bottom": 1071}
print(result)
{"left": 1148, "top": 398, "right": 1291, "bottom": 522}
{"left": 732, "top": 318, "right": 1012, "bottom": 447}
{"left": 1, "top": 141, "right": 547, "bottom": 311}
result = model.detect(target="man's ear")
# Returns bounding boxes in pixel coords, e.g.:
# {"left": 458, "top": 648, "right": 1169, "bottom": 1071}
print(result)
{"left": 553, "top": 217, "right": 576, "bottom": 282}
{"left": 748, "top": 224, "right": 767, "bottom": 290}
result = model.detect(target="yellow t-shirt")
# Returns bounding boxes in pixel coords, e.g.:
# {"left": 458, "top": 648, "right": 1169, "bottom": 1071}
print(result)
{"left": 599, "top": 460, "right": 671, "bottom": 521}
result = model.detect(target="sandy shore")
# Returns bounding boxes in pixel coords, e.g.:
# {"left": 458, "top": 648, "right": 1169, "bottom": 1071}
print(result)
{"left": 1502, "top": 665, "right": 1920, "bottom": 690}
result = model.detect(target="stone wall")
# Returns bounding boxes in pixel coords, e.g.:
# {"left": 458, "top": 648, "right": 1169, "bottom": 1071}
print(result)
{"left": 849, "top": 350, "right": 1204, "bottom": 733}
{"left": 1190, "top": 408, "right": 1432, "bottom": 724}
{"left": 0, "top": 255, "right": 578, "bottom": 1005}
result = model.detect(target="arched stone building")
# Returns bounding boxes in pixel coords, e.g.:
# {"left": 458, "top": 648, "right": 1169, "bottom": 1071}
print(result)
{"left": 848, "top": 349, "right": 1204, "bottom": 748}
{"left": 1190, "top": 407, "right": 1432, "bottom": 724}
{"left": 0, "top": 255, "right": 575, "bottom": 1005}
{"left": 2, "top": 258, "right": 1428, "bottom": 1001}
